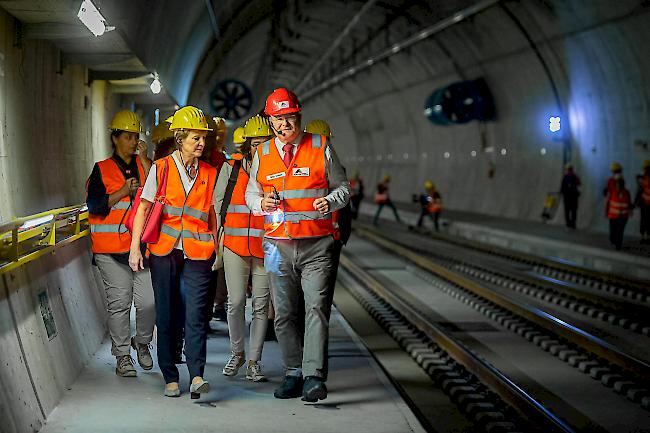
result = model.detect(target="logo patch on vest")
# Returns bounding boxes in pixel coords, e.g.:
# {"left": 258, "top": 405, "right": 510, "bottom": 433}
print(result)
{"left": 292, "top": 167, "right": 310, "bottom": 177}
{"left": 266, "top": 172, "right": 286, "bottom": 181}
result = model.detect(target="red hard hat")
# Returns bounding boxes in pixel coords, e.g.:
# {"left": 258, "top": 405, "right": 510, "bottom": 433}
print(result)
{"left": 264, "top": 88, "right": 301, "bottom": 116}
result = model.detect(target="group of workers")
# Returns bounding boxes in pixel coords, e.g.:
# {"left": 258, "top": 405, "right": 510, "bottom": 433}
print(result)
{"left": 370, "top": 174, "right": 444, "bottom": 231}
{"left": 560, "top": 161, "right": 650, "bottom": 249}
{"left": 86, "top": 87, "right": 350, "bottom": 402}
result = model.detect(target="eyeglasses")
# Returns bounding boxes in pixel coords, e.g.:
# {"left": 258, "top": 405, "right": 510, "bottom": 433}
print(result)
{"left": 269, "top": 114, "right": 298, "bottom": 124}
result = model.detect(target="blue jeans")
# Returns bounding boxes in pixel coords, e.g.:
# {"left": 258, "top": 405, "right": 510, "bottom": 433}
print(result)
{"left": 150, "top": 249, "right": 215, "bottom": 383}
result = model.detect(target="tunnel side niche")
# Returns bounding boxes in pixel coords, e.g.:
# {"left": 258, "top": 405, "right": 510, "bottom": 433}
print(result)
{"left": 0, "top": 238, "right": 106, "bottom": 433}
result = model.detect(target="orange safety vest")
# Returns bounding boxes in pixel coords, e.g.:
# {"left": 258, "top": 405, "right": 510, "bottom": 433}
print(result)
{"left": 256, "top": 133, "right": 334, "bottom": 239}
{"left": 427, "top": 198, "right": 442, "bottom": 213}
{"left": 148, "top": 155, "right": 217, "bottom": 260}
{"left": 640, "top": 175, "right": 650, "bottom": 205}
{"left": 607, "top": 189, "right": 631, "bottom": 219}
{"left": 88, "top": 157, "right": 145, "bottom": 254}
{"left": 223, "top": 160, "right": 264, "bottom": 258}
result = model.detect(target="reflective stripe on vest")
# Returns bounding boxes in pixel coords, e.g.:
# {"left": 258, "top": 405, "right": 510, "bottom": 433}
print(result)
{"left": 223, "top": 227, "right": 265, "bottom": 238}
{"left": 148, "top": 155, "right": 217, "bottom": 260}
{"left": 88, "top": 157, "right": 144, "bottom": 254}
{"left": 256, "top": 133, "right": 334, "bottom": 239}
{"left": 227, "top": 204, "right": 251, "bottom": 214}
{"left": 223, "top": 160, "right": 265, "bottom": 258}
{"left": 163, "top": 203, "right": 209, "bottom": 222}
{"left": 607, "top": 190, "right": 631, "bottom": 219}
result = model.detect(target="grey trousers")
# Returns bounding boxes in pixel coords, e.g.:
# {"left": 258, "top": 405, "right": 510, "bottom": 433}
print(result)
{"left": 95, "top": 254, "right": 156, "bottom": 357}
{"left": 263, "top": 236, "right": 335, "bottom": 378}
{"left": 223, "top": 247, "right": 270, "bottom": 361}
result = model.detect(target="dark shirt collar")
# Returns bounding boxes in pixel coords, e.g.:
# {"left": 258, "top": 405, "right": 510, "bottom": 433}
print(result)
{"left": 112, "top": 152, "right": 139, "bottom": 179}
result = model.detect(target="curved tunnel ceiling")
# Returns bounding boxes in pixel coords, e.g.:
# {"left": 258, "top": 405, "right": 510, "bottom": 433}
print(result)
{"left": 101, "top": 0, "right": 650, "bottom": 231}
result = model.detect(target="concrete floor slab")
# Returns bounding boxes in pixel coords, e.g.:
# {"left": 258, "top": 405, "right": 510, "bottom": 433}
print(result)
{"left": 39, "top": 308, "right": 424, "bottom": 433}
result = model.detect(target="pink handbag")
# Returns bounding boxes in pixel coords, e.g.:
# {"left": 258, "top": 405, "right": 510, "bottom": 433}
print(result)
{"left": 126, "top": 158, "right": 169, "bottom": 243}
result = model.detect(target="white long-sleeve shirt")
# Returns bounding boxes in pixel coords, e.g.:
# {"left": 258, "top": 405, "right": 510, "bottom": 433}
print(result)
{"left": 245, "top": 133, "right": 350, "bottom": 216}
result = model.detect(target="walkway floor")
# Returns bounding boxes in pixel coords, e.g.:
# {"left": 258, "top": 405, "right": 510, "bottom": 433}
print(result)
{"left": 40, "top": 308, "right": 424, "bottom": 433}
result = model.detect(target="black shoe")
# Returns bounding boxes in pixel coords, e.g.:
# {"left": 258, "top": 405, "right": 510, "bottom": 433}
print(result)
{"left": 301, "top": 376, "right": 327, "bottom": 402}
{"left": 274, "top": 375, "right": 304, "bottom": 399}
{"left": 213, "top": 307, "right": 228, "bottom": 322}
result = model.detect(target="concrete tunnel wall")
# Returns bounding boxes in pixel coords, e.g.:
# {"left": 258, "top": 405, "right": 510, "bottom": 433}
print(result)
{"left": 196, "top": 0, "right": 650, "bottom": 233}
{"left": 0, "top": 9, "right": 132, "bottom": 432}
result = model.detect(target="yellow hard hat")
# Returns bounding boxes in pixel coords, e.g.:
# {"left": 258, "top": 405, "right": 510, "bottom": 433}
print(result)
{"left": 206, "top": 116, "right": 226, "bottom": 137}
{"left": 383, "top": 174, "right": 391, "bottom": 183}
{"left": 244, "top": 115, "right": 273, "bottom": 138}
{"left": 166, "top": 106, "right": 212, "bottom": 131}
{"left": 424, "top": 181, "right": 435, "bottom": 190}
{"left": 305, "top": 119, "right": 332, "bottom": 138}
{"left": 108, "top": 110, "right": 141, "bottom": 133}
{"left": 610, "top": 161, "right": 622, "bottom": 172}
{"left": 233, "top": 127, "right": 246, "bottom": 145}
{"left": 151, "top": 123, "right": 174, "bottom": 143}
{"left": 643, "top": 159, "right": 650, "bottom": 169}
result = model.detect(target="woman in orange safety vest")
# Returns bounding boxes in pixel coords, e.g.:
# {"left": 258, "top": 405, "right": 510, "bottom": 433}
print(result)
{"left": 216, "top": 115, "right": 271, "bottom": 382}
{"left": 129, "top": 106, "right": 218, "bottom": 399}
{"left": 86, "top": 110, "right": 155, "bottom": 379}
{"left": 605, "top": 176, "right": 632, "bottom": 250}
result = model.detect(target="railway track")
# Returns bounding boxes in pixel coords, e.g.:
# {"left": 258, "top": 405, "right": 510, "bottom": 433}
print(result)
{"left": 335, "top": 229, "right": 650, "bottom": 432}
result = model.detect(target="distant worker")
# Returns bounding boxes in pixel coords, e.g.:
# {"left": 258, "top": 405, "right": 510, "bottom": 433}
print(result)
{"left": 246, "top": 88, "right": 350, "bottom": 402}
{"left": 349, "top": 171, "right": 364, "bottom": 219}
{"left": 416, "top": 181, "right": 442, "bottom": 231}
{"left": 151, "top": 122, "right": 175, "bottom": 160}
{"left": 129, "top": 106, "right": 218, "bottom": 399}
{"left": 605, "top": 172, "right": 632, "bottom": 250}
{"left": 603, "top": 161, "right": 623, "bottom": 197}
{"left": 635, "top": 160, "right": 650, "bottom": 244}
{"left": 560, "top": 164, "right": 581, "bottom": 229}
{"left": 86, "top": 110, "right": 155, "bottom": 378}
{"left": 216, "top": 115, "right": 272, "bottom": 382}
{"left": 373, "top": 175, "right": 401, "bottom": 225}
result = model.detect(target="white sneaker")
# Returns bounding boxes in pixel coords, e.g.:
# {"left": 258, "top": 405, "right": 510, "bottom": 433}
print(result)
{"left": 222, "top": 352, "right": 245, "bottom": 376}
{"left": 246, "top": 361, "right": 267, "bottom": 382}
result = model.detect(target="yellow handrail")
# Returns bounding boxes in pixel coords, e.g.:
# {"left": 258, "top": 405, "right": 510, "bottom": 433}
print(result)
{"left": 0, "top": 204, "right": 90, "bottom": 275}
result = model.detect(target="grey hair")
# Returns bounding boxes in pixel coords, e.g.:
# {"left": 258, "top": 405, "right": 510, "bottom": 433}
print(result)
{"left": 173, "top": 129, "right": 190, "bottom": 148}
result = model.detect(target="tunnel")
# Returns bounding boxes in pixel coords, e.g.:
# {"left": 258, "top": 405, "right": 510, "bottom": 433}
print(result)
{"left": 1, "top": 1, "right": 649, "bottom": 432}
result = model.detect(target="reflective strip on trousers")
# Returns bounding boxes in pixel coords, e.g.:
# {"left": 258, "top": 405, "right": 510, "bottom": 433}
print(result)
{"left": 163, "top": 204, "right": 209, "bottom": 222}
{"left": 224, "top": 227, "right": 265, "bottom": 238}
{"left": 112, "top": 201, "right": 131, "bottom": 210}
{"left": 264, "top": 211, "right": 331, "bottom": 224}
{"left": 91, "top": 224, "right": 129, "bottom": 234}
{"left": 279, "top": 188, "right": 328, "bottom": 199}
{"left": 160, "top": 224, "right": 213, "bottom": 242}
{"left": 227, "top": 204, "right": 251, "bottom": 214}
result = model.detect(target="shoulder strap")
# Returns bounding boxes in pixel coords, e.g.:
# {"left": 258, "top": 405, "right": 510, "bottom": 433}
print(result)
{"left": 220, "top": 160, "right": 242, "bottom": 226}
{"left": 155, "top": 158, "right": 169, "bottom": 200}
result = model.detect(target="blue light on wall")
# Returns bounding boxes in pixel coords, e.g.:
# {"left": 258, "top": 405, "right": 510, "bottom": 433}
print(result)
{"left": 549, "top": 116, "right": 561, "bottom": 133}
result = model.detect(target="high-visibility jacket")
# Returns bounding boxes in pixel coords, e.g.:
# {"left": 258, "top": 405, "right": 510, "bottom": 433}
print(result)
{"left": 88, "top": 157, "right": 145, "bottom": 254}
{"left": 148, "top": 155, "right": 217, "bottom": 259}
{"left": 640, "top": 175, "right": 650, "bottom": 205}
{"left": 257, "top": 133, "right": 334, "bottom": 239}
{"left": 426, "top": 191, "right": 442, "bottom": 213}
{"left": 223, "top": 160, "right": 264, "bottom": 258}
{"left": 607, "top": 189, "right": 631, "bottom": 219}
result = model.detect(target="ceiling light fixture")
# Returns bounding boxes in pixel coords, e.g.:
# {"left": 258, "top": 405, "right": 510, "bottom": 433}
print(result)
{"left": 150, "top": 73, "right": 162, "bottom": 94}
{"left": 77, "top": 0, "right": 109, "bottom": 37}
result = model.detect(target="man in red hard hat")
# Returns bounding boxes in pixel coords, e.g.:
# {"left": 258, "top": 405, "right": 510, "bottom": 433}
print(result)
{"left": 245, "top": 88, "right": 350, "bottom": 402}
